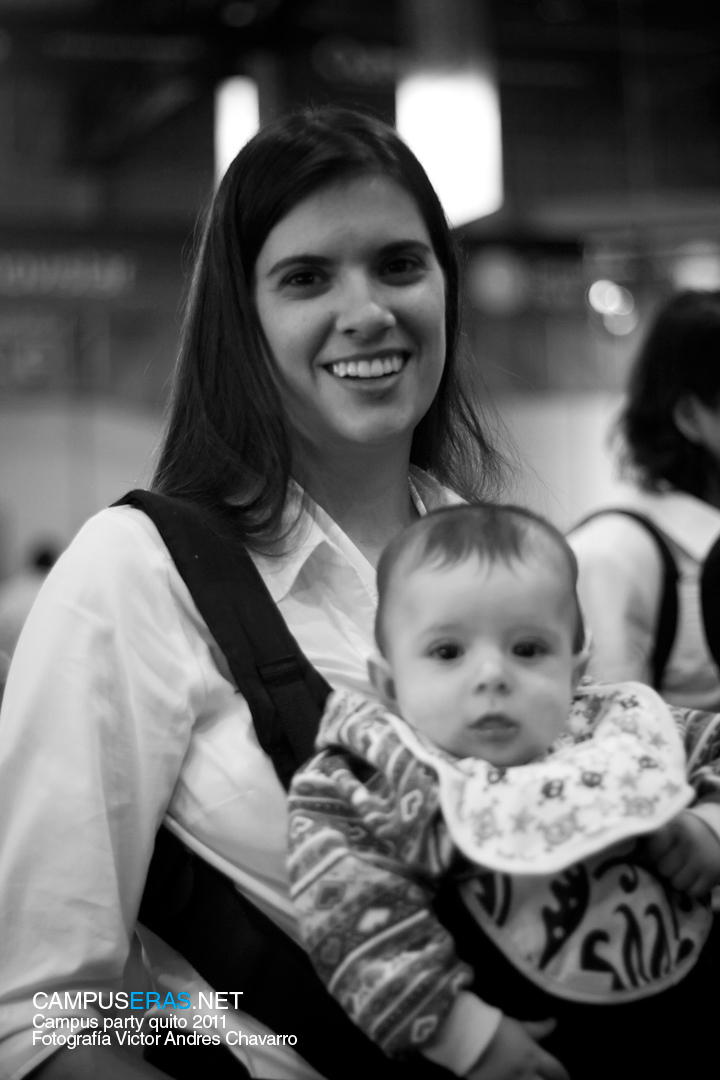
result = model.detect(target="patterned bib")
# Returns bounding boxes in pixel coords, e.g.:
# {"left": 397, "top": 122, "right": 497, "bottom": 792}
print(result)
{"left": 391, "top": 681, "right": 713, "bottom": 1001}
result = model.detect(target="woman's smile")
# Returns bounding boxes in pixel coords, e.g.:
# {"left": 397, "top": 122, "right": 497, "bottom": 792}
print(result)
{"left": 323, "top": 349, "right": 409, "bottom": 381}
{"left": 253, "top": 173, "right": 446, "bottom": 457}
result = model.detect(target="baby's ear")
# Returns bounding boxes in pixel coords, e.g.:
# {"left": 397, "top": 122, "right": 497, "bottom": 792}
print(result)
{"left": 572, "top": 650, "right": 590, "bottom": 687}
{"left": 572, "top": 632, "right": 593, "bottom": 687}
{"left": 571, "top": 613, "right": 593, "bottom": 688}
{"left": 368, "top": 653, "right": 397, "bottom": 709}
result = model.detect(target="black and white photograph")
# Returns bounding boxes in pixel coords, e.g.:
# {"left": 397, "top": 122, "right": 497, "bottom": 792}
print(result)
{"left": 2, "top": 2, "right": 720, "bottom": 1078}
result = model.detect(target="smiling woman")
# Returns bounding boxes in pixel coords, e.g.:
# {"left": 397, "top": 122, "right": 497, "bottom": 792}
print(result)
{"left": 253, "top": 173, "right": 447, "bottom": 501}
{"left": 0, "top": 108, "right": 521, "bottom": 1080}
{"left": 153, "top": 108, "right": 503, "bottom": 560}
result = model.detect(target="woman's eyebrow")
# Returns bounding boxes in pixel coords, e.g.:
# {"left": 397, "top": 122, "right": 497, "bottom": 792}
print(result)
{"left": 265, "top": 253, "right": 332, "bottom": 277}
{"left": 380, "top": 239, "right": 433, "bottom": 258}
{"left": 266, "top": 239, "right": 433, "bottom": 278}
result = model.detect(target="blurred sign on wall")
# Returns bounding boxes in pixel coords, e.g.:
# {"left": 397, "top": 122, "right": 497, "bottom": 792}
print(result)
{"left": 0, "top": 230, "right": 185, "bottom": 408}
{"left": 0, "top": 250, "right": 135, "bottom": 299}
{"left": 0, "top": 311, "right": 71, "bottom": 389}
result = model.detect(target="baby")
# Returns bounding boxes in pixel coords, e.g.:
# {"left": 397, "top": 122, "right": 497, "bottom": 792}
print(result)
{"left": 370, "top": 499, "right": 588, "bottom": 768}
{"left": 288, "top": 504, "right": 720, "bottom": 1080}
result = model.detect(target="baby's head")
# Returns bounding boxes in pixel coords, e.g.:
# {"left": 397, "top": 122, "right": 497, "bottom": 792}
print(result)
{"left": 370, "top": 504, "right": 588, "bottom": 766}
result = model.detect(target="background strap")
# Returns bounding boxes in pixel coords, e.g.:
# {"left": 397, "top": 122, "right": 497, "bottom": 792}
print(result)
{"left": 570, "top": 509, "right": 679, "bottom": 690}
{"left": 701, "top": 534, "right": 720, "bottom": 672}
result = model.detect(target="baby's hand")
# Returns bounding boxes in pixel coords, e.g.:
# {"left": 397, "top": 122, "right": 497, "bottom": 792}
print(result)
{"left": 639, "top": 810, "right": 720, "bottom": 897}
{"left": 466, "top": 1018, "right": 569, "bottom": 1080}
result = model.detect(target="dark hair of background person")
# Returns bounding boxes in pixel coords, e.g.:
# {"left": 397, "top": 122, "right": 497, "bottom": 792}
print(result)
{"left": 152, "top": 106, "right": 506, "bottom": 552}
{"left": 618, "top": 289, "right": 720, "bottom": 498}
{"left": 28, "top": 542, "right": 59, "bottom": 572}
{"left": 374, "top": 502, "right": 585, "bottom": 656}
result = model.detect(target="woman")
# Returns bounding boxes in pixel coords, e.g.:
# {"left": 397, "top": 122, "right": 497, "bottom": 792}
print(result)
{"left": 570, "top": 290, "right": 720, "bottom": 709}
{"left": 0, "top": 110, "right": 565, "bottom": 1080}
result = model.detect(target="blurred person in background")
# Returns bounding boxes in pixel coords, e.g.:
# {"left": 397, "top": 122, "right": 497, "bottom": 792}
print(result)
{"left": 570, "top": 290, "right": 720, "bottom": 710}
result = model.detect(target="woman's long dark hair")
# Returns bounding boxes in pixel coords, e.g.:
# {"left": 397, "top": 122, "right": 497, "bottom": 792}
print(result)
{"left": 619, "top": 290, "right": 720, "bottom": 497}
{"left": 153, "top": 106, "right": 504, "bottom": 550}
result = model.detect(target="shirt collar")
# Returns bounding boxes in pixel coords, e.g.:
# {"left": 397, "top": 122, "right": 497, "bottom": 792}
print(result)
{"left": 251, "top": 470, "right": 462, "bottom": 604}
{"left": 249, "top": 483, "right": 328, "bottom": 604}
{"left": 409, "top": 465, "right": 465, "bottom": 513}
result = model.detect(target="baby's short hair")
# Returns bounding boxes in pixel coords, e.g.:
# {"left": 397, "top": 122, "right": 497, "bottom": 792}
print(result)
{"left": 375, "top": 502, "right": 585, "bottom": 655}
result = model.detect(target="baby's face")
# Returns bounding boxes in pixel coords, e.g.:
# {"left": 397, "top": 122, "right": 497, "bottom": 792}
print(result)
{"left": 377, "top": 554, "right": 583, "bottom": 765}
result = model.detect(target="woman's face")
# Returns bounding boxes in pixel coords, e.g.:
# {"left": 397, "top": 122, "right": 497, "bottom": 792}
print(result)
{"left": 253, "top": 174, "right": 446, "bottom": 461}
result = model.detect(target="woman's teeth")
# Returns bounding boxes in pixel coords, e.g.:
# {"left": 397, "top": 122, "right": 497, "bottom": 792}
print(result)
{"left": 328, "top": 355, "right": 405, "bottom": 379}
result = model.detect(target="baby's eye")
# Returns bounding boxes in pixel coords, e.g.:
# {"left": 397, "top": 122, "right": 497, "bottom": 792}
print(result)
{"left": 513, "top": 640, "right": 548, "bottom": 659}
{"left": 429, "top": 643, "right": 463, "bottom": 662}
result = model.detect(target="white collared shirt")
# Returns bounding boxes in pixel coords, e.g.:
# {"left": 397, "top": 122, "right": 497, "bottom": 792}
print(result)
{"left": 569, "top": 489, "right": 720, "bottom": 710}
{"left": 0, "top": 473, "right": 479, "bottom": 1080}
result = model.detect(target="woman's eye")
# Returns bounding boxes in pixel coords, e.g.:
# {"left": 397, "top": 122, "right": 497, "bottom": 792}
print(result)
{"left": 281, "top": 269, "right": 324, "bottom": 289}
{"left": 381, "top": 257, "right": 423, "bottom": 281}
{"left": 513, "top": 641, "right": 546, "bottom": 659}
{"left": 430, "top": 643, "right": 462, "bottom": 661}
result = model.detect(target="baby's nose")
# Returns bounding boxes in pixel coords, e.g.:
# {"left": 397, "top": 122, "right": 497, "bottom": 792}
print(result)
{"left": 473, "top": 651, "right": 510, "bottom": 693}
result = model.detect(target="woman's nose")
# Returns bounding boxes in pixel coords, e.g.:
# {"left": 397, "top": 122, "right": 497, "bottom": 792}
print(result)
{"left": 334, "top": 275, "right": 396, "bottom": 338}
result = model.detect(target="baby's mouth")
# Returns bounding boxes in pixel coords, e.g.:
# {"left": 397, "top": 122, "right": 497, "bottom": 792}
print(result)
{"left": 324, "top": 352, "right": 409, "bottom": 380}
{"left": 470, "top": 713, "right": 519, "bottom": 735}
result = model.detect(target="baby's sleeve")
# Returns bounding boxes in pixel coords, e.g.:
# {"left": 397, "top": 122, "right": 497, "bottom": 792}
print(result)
{"left": 287, "top": 751, "right": 501, "bottom": 1076}
{"left": 672, "top": 705, "right": 720, "bottom": 841}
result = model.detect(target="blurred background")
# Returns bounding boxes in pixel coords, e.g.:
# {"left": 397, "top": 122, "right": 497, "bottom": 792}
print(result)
{"left": 1, "top": 0, "right": 720, "bottom": 579}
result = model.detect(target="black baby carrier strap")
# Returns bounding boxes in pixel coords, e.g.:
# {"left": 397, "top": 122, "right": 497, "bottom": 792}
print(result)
{"left": 114, "top": 490, "right": 453, "bottom": 1080}
{"left": 117, "top": 488, "right": 326, "bottom": 789}
{"left": 570, "top": 509, "right": 679, "bottom": 690}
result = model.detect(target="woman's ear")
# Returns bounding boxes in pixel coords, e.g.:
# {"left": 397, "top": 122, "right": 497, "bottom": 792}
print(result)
{"left": 673, "top": 395, "right": 704, "bottom": 444}
{"left": 368, "top": 653, "right": 397, "bottom": 709}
